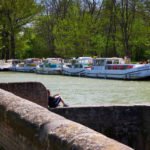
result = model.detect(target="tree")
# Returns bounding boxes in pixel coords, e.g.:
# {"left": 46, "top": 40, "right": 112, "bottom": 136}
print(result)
{"left": 0, "top": 0, "right": 41, "bottom": 59}
{"left": 1, "top": 0, "right": 149, "bottom": 60}
{"left": 53, "top": 0, "right": 105, "bottom": 57}
{"left": 130, "top": 0, "right": 150, "bottom": 60}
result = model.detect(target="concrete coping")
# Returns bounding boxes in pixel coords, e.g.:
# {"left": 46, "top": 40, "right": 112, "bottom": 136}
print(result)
{"left": 0, "top": 89, "right": 133, "bottom": 150}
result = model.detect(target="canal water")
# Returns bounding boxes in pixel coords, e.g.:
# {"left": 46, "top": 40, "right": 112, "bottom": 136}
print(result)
{"left": 0, "top": 72, "right": 150, "bottom": 106}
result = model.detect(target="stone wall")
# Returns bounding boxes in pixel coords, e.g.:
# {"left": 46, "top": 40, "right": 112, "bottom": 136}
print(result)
{"left": 0, "top": 82, "right": 149, "bottom": 150}
{"left": 52, "top": 105, "right": 150, "bottom": 150}
{"left": 0, "top": 89, "right": 132, "bottom": 150}
{"left": 0, "top": 82, "right": 47, "bottom": 108}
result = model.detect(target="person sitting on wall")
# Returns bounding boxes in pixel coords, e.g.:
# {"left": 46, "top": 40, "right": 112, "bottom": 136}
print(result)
{"left": 47, "top": 89, "right": 68, "bottom": 108}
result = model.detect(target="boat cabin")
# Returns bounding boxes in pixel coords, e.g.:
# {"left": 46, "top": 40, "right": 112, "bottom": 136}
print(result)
{"left": 93, "top": 58, "right": 135, "bottom": 70}
{"left": 71, "top": 57, "right": 93, "bottom": 68}
{"left": 45, "top": 58, "right": 63, "bottom": 64}
{"left": 38, "top": 58, "right": 63, "bottom": 69}
{"left": 6, "top": 59, "right": 21, "bottom": 65}
{"left": 93, "top": 58, "right": 124, "bottom": 66}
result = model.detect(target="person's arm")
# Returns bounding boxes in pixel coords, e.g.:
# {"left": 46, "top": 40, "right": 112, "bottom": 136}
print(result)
{"left": 53, "top": 93, "right": 59, "bottom": 97}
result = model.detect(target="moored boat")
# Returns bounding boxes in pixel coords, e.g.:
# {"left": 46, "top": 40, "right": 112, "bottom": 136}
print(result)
{"left": 84, "top": 57, "right": 150, "bottom": 80}
{"left": 15, "top": 58, "right": 41, "bottom": 72}
{"left": 7, "top": 59, "right": 21, "bottom": 71}
{"left": 0, "top": 60, "right": 11, "bottom": 71}
{"left": 62, "top": 57, "right": 93, "bottom": 76}
{"left": 0, "top": 59, "right": 21, "bottom": 71}
{"left": 36, "top": 58, "right": 63, "bottom": 75}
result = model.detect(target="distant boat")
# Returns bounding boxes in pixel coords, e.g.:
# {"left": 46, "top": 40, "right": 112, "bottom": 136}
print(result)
{"left": 0, "top": 60, "right": 10, "bottom": 71}
{"left": 84, "top": 57, "right": 150, "bottom": 80}
{"left": 15, "top": 58, "right": 41, "bottom": 72}
{"left": 62, "top": 57, "right": 93, "bottom": 76}
{"left": 7, "top": 59, "right": 21, "bottom": 71}
{"left": 36, "top": 58, "right": 63, "bottom": 75}
{"left": 0, "top": 59, "right": 21, "bottom": 71}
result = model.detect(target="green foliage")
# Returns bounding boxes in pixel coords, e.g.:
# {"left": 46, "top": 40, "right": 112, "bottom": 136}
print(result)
{"left": 0, "top": 0, "right": 42, "bottom": 59}
{"left": 0, "top": 0, "right": 149, "bottom": 60}
{"left": 53, "top": 3, "right": 104, "bottom": 57}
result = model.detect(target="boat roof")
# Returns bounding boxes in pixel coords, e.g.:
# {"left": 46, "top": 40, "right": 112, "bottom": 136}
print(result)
{"left": 46, "top": 57, "right": 62, "bottom": 59}
{"left": 7, "top": 59, "right": 20, "bottom": 61}
{"left": 25, "top": 58, "right": 41, "bottom": 61}
{"left": 76, "top": 57, "right": 93, "bottom": 61}
{"left": 94, "top": 57, "right": 123, "bottom": 60}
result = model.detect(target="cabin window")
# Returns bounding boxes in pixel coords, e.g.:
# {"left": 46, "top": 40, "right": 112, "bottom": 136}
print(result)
{"left": 79, "top": 64, "right": 83, "bottom": 68}
{"left": 106, "top": 60, "right": 112, "bottom": 64}
{"left": 105, "top": 65, "right": 133, "bottom": 70}
{"left": 40, "top": 64, "right": 43, "bottom": 67}
{"left": 50, "top": 64, "right": 57, "bottom": 68}
{"left": 95, "top": 60, "right": 105, "bottom": 66}
{"left": 45, "top": 63, "right": 49, "bottom": 67}
{"left": 74, "top": 64, "right": 83, "bottom": 68}
{"left": 113, "top": 60, "right": 119, "bottom": 64}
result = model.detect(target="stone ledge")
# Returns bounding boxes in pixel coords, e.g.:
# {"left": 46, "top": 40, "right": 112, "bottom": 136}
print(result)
{"left": 0, "top": 89, "right": 133, "bottom": 150}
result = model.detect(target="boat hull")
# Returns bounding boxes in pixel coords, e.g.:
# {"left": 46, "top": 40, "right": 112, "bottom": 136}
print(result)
{"left": 15, "top": 67, "right": 36, "bottom": 72}
{"left": 85, "top": 65, "right": 150, "bottom": 80}
{"left": 36, "top": 69, "right": 62, "bottom": 75}
{"left": 62, "top": 68, "right": 87, "bottom": 76}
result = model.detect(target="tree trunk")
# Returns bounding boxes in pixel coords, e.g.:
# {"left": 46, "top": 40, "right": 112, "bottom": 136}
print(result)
{"left": 112, "top": 0, "right": 117, "bottom": 56}
{"left": 1, "top": 25, "right": 10, "bottom": 60}
{"left": 120, "top": 0, "right": 130, "bottom": 57}
{"left": 1, "top": 30, "right": 6, "bottom": 59}
{"left": 10, "top": 31, "right": 15, "bottom": 59}
{"left": 124, "top": 0, "right": 130, "bottom": 57}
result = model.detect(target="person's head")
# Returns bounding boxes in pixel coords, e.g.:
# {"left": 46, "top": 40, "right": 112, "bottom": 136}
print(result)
{"left": 47, "top": 89, "right": 51, "bottom": 96}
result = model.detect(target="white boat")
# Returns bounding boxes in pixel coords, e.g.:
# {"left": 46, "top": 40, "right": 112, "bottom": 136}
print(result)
{"left": 15, "top": 58, "right": 41, "bottom": 72}
{"left": 0, "top": 59, "right": 21, "bottom": 71}
{"left": 0, "top": 60, "right": 10, "bottom": 71}
{"left": 6, "top": 59, "right": 21, "bottom": 71}
{"left": 84, "top": 57, "right": 150, "bottom": 80}
{"left": 62, "top": 57, "right": 93, "bottom": 76}
{"left": 36, "top": 58, "right": 63, "bottom": 75}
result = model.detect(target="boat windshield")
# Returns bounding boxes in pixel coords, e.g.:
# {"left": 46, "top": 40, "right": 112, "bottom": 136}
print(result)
{"left": 78, "top": 59, "right": 92, "bottom": 64}
{"left": 78, "top": 57, "right": 92, "bottom": 64}
{"left": 45, "top": 58, "right": 63, "bottom": 64}
{"left": 93, "top": 58, "right": 123, "bottom": 66}
{"left": 72, "top": 57, "right": 93, "bottom": 65}
{"left": 106, "top": 59, "right": 120, "bottom": 64}
{"left": 94, "top": 59, "right": 105, "bottom": 66}
{"left": 74, "top": 64, "right": 83, "bottom": 68}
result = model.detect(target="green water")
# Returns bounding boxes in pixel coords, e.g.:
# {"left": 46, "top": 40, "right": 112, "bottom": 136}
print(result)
{"left": 0, "top": 72, "right": 150, "bottom": 106}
